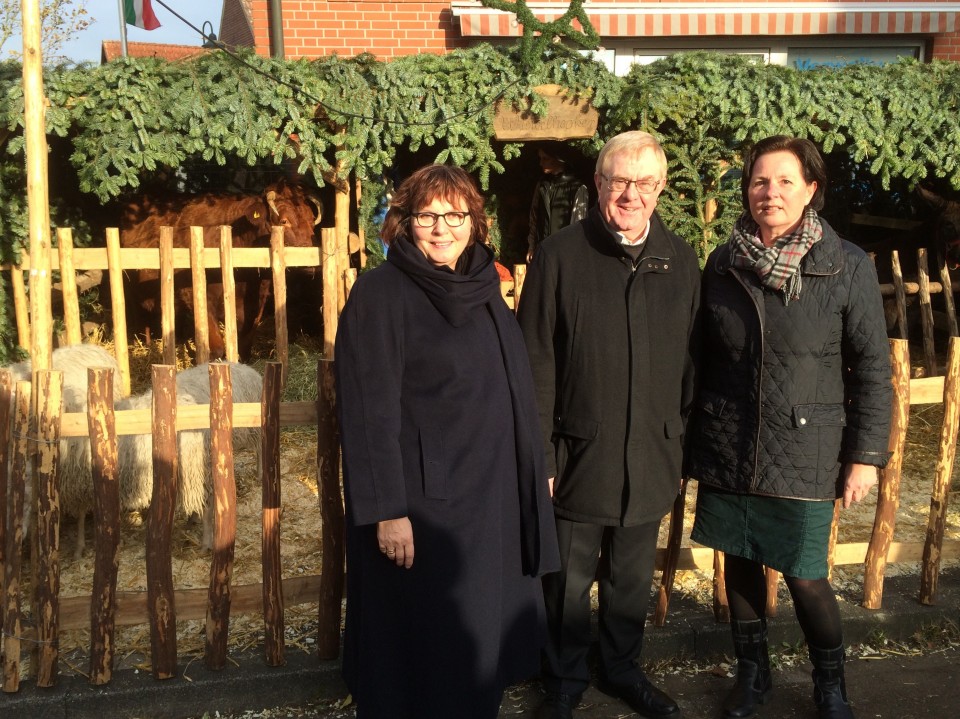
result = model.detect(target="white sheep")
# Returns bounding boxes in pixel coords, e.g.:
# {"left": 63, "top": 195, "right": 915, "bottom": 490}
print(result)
{"left": 116, "top": 362, "right": 262, "bottom": 550}
{"left": 2, "top": 344, "right": 126, "bottom": 558}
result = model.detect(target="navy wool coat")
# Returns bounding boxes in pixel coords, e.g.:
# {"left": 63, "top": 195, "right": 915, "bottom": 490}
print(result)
{"left": 335, "top": 239, "right": 559, "bottom": 718}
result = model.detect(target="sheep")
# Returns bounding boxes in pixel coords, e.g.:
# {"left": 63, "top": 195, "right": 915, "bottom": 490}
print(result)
{"left": 116, "top": 362, "right": 262, "bottom": 550}
{"left": 2, "top": 344, "right": 126, "bottom": 558}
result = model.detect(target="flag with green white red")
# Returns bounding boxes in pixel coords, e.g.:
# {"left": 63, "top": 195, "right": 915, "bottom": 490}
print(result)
{"left": 124, "top": 0, "right": 161, "bottom": 31}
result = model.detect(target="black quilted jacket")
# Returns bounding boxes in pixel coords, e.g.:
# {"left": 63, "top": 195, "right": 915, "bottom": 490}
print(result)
{"left": 686, "top": 218, "right": 892, "bottom": 501}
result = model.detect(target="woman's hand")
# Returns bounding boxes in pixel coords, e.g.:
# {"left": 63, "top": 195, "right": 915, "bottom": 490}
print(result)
{"left": 548, "top": 476, "right": 555, "bottom": 497}
{"left": 377, "top": 517, "right": 414, "bottom": 568}
{"left": 842, "top": 463, "right": 879, "bottom": 509}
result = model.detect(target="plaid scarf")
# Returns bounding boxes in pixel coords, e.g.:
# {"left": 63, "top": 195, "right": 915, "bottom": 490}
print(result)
{"left": 728, "top": 207, "right": 823, "bottom": 305}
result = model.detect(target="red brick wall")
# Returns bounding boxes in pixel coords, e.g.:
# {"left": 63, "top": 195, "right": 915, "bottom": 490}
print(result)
{"left": 250, "top": 1, "right": 468, "bottom": 59}
{"left": 932, "top": 31, "right": 960, "bottom": 61}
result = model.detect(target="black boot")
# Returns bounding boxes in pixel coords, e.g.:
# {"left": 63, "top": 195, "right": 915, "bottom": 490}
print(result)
{"left": 809, "top": 644, "right": 855, "bottom": 719}
{"left": 722, "top": 619, "right": 772, "bottom": 718}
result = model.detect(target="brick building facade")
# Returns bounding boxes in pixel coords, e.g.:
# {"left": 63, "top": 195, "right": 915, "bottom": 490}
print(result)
{"left": 220, "top": 1, "right": 960, "bottom": 66}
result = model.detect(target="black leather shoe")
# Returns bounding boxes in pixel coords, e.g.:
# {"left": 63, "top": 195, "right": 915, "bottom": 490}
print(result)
{"left": 598, "top": 677, "right": 681, "bottom": 718}
{"left": 536, "top": 691, "right": 580, "bottom": 719}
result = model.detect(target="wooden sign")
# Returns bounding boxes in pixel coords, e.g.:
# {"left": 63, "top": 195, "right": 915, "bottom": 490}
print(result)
{"left": 494, "top": 84, "right": 599, "bottom": 141}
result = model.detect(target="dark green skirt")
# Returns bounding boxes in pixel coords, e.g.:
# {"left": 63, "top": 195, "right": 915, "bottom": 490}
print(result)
{"left": 691, "top": 484, "right": 835, "bottom": 580}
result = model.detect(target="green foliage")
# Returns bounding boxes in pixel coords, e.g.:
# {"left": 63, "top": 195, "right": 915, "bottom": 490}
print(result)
{"left": 1, "top": 48, "right": 960, "bottom": 294}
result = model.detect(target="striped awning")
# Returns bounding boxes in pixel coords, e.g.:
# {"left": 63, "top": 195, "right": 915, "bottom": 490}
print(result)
{"left": 451, "top": 2, "right": 960, "bottom": 38}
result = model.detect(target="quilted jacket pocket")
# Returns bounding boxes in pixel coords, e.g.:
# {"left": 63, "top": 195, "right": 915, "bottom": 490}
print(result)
{"left": 419, "top": 427, "right": 446, "bottom": 499}
{"left": 792, "top": 403, "right": 846, "bottom": 428}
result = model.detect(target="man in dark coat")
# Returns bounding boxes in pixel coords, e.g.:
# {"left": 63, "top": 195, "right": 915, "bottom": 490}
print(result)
{"left": 518, "top": 131, "right": 700, "bottom": 719}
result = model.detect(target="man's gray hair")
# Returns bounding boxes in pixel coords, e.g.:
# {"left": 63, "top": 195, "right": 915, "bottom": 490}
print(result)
{"left": 595, "top": 131, "right": 668, "bottom": 179}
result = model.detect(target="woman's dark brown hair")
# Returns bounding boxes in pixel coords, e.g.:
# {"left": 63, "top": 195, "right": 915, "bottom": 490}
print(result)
{"left": 380, "top": 164, "right": 488, "bottom": 248}
{"left": 740, "top": 135, "right": 828, "bottom": 212}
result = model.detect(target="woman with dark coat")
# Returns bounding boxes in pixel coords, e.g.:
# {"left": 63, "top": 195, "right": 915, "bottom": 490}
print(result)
{"left": 336, "top": 164, "right": 560, "bottom": 719}
{"left": 686, "top": 136, "right": 892, "bottom": 719}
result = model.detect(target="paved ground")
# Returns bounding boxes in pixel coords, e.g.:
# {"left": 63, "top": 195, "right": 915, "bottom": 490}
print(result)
{"left": 3, "top": 567, "right": 959, "bottom": 718}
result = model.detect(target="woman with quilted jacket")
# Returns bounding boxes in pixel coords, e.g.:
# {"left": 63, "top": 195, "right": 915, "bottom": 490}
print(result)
{"left": 687, "top": 136, "right": 892, "bottom": 719}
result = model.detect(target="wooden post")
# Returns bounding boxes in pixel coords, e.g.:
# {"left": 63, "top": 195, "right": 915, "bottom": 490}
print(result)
{"left": 206, "top": 363, "right": 237, "bottom": 671}
{"left": 270, "top": 228, "right": 289, "bottom": 387}
{"left": 513, "top": 264, "right": 527, "bottom": 315}
{"left": 261, "top": 362, "right": 285, "bottom": 667}
{"left": 317, "top": 354, "right": 344, "bottom": 660}
{"left": 146, "top": 365, "right": 178, "bottom": 679}
{"left": 712, "top": 550, "right": 730, "bottom": 623}
{"left": 11, "top": 268, "right": 30, "bottom": 351}
{"left": 828, "top": 500, "right": 842, "bottom": 581}
{"left": 160, "top": 228, "right": 176, "bottom": 366}
{"left": 344, "top": 268, "right": 357, "bottom": 300}
{"left": 105, "top": 228, "right": 131, "bottom": 396}
{"left": 3, "top": 382, "right": 31, "bottom": 693}
{"left": 920, "top": 336, "right": 960, "bottom": 604}
{"left": 57, "top": 228, "right": 82, "bottom": 346}
{"left": 938, "top": 251, "right": 959, "bottom": 337}
{"left": 653, "top": 478, "right": 687, "bottom": 625}
{"left": 334, "top": 161, "right": 351, "bottom": 314}
{"left": 321, "top": 228, "right": 338, "bottom": 354}
{"left": 863, "top": 339, "right": 911, "bottom": 609}
{"left": 764, "top": 568, "right": 779, "bottom": 618}
{"left": 88, "top": 368, "right": 120, "bottom": 685}
{"left": 917, "top": 248, "right": 937, "bottom": 377}
{"left": 220, "top": 226, "right": 240, "bottom": 363}
{"left": 0, "top": 371, "right": 11, "bottom": 601}
{"left": 354, "top": 175, "right": 367, "bottom": 269}
{"left": 891, "top": 251, "right": 908, "bottom": 342}
{"left": 22, "top": 0, "right": 53, "bottom": 374}
{"left": 190, "top": 228, "right": 211, "bottom": 366}
{"left": 34, "top": 370, "right": 63, "bottom": 687}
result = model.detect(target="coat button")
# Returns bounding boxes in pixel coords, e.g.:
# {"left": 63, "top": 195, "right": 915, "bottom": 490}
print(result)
{"left": 800, "top": 417, "right": 807, "bottom": 425}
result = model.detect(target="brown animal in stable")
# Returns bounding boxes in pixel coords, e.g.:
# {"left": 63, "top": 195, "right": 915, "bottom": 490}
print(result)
{"left": 118, "top": 180, "right": 322, "bottom": 360}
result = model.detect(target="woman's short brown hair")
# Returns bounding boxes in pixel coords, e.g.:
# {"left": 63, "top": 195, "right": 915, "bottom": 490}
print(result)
{"left": 381, "top": 164, "right": 488, "bottom": 248}
{"left": 740, "top": 135, "right": 828, "bottom": 212}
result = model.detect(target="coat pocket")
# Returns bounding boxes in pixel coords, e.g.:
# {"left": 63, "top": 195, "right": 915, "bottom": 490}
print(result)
{"left": 792, "top": 403, "right": 846, "bottom": 428}
{"left": 419, "top": 427, "right": 446, "bottom": 499}
{"left": 664, "top": 416, "right": 684, "bottom": 438}
{"left": 698, "top": 390, "right": 729, "bottom": 418}
{"left": 553, "top": 415, "right": 600, "bottom": 441}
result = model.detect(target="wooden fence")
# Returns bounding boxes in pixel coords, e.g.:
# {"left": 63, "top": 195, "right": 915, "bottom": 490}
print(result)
{"left": 0, "top": 239, "right": 957, "bottom": 699}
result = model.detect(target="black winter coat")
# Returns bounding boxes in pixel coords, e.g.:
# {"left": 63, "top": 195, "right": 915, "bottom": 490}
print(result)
{"left": 686, "top": 219, "right": 892, "bottom": 500}
{"left": 518, "top": 208, "right": 701, "bottom": 526}
{"left": 336, "top": 240, "right": 559, "bottom": 717}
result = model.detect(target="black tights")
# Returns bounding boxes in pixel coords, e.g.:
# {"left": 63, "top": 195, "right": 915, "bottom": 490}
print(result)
{"left": 724, "top": 553, "right": 843, "bottom": 649}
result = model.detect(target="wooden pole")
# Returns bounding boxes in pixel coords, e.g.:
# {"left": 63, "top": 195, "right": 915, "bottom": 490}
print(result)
{"left": 105, "top": 228, "right": 131, "bottom": 396}
{"left": 764, "top": 568, "right": 779, "bottom": 618}
{"left": 261, "top": 362, "right": 285, "bottom": 667}
{"left": 920, "top": 336, "right": 960, "bottom": 604}
{"left": 88, "top": 368, "right": 120, "bottom": 685}
{"left": 220, "top": 227, "right": 240, "bottom": 363}
{"left": 146, "top": 365, "right": 178, "bottom": 679}
{"left": 712, "top": 550, "right": 730, "bottom": 623}
{"left": 270, "top": 228, "right": 289, "bottom": 387}
{"left": 334, "top": 157, "right": 351, "bottom": 314}
{"left": 0, "top": 371, "right": 11, "bottom": 602}
{"left": 22, "top": 0, "right": 53, "bottom": 373}
{"left": 11, "top": 267, "right": 30, "bottom": 352}
{"left": 891, "top": 250, "right": 908, "bottom": 342}
{"left": 206, "top": 363, "right": 237, "bottom": 671}
{"left": 863, "top": 339, "right": 910, "bottom": 609}
{"left": 3, "top": 382, "right": 31, "bottom": 693}
{"left": 937, "top": 251, "right": 959, "bottom": 337}
{"left": 513, "top": 264, "right": 527, "bottom": 315}
{"left": 190, "top": 228, "right": 211, "bottom": 365}
{"left": 917, "top": 248, "right": 937, "bottom": 377}
{"left": 160, "top": 228, "right": 176, "bottom": 366}
{"left": 34, "top": 370, "right": 63, "bottom": 687}
{"left": 653, "top": 478, "right": 687, "bottom": 625}
{"left": 57, "top": 228, "right": 82, "bottom": 346}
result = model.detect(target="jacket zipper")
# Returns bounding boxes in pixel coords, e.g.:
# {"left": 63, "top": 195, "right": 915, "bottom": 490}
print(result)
{"left": 730, "top": 268, "right": 766, "bottom": 491}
